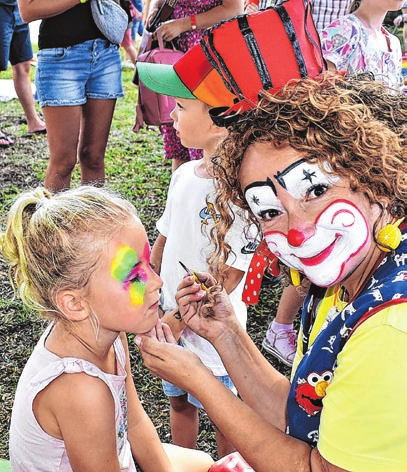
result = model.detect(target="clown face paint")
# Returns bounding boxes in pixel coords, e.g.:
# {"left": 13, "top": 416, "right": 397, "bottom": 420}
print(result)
{"left": 110, "top": 243, "right": 148, "bottom": 305}
{"left": 241, "top": 148, "right": 373, "bottom": 287}
{"left": 263, "top": 199, "right": 369, "bottom": 286}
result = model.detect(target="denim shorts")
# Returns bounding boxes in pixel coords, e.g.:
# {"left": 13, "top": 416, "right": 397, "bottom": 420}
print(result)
{"left": 35, "top": 39, "right": 124, "bottom": 107}
{"left": 0, "top": 4, "right": 33, "bottom": 71}
{"left": 162, "top": 375, "right": 237, "bottom": 410}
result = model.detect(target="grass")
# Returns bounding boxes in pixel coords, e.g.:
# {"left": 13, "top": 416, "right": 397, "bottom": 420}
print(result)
{"left": 0, "top": 61, "right": 288, "bottom": 464}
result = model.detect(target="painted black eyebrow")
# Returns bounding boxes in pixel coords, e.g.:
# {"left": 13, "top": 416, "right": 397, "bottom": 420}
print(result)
{"left": 243, "top": 177, "right": 276, "bottom": 196}
{"left": 274, "top": 158, "right": 306, "bottom": 189}
{"left": 124, "top": 260, "right": 142, "bottom": 282}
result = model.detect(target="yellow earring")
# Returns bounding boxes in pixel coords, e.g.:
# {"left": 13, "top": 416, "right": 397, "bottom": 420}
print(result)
{"left": 290, "top": 268, "right": 301, "bottom": 286}
{"left": 377, "top": 217, "right": 405, "bottom": 252}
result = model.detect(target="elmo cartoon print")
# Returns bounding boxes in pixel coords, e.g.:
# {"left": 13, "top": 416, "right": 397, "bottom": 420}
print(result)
{"left": 295, "top": 371, "right": 333, "bottom": 416}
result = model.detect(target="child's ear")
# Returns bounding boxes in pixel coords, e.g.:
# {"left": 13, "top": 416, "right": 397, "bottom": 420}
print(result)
{"left": 209, "top": 120, "right": 228, "bottom": 140}
{"left": 57, "top": 290, "right": 88, "bottom": 322}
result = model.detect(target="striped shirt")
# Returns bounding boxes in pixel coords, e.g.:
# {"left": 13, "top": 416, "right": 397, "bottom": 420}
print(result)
{"left": 310, "top": 0, "right": 352, "bottom": 34}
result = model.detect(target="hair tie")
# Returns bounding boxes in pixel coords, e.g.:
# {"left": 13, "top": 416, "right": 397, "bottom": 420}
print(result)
{"left": 35, "top": 200, "right": 45, "bottom": 211}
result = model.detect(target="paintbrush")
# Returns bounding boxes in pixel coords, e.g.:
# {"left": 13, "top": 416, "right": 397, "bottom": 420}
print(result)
{"left": 178, "top": 261, "right": 209, "bottom": 292}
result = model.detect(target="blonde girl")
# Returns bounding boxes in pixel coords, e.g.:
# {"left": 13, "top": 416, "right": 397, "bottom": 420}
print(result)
{"left": 1, "top": 186, "right": 213, "bottom": 472}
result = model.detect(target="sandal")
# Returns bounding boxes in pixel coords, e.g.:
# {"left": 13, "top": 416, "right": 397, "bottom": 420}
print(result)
{"left": 0, "top": 133, "right": 14, "bottom": 148}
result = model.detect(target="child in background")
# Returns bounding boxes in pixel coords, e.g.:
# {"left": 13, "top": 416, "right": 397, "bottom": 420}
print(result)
{"left": 139, "top": 47, "right": 257, "bottom": 458}
{"left": 321, "top": 0, "right": 403, "bottom": 88}
{"left": 2, "top": 186, "right": 213, "bottom": 471}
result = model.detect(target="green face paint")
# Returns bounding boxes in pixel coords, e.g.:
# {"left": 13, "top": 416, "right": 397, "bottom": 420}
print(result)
{"left": 111, "top": 245, "right": 147, "bottom": 305}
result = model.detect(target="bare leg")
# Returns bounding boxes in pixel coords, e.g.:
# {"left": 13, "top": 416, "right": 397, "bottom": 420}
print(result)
{"left": 169, "top": 394, "right": 199, "bottom": 449}
{"left": 43, "top": 105, "right": 81, "bottom": 192}
{"left": 12, "top": 61, "right": 45, "bottom": 133}
{"left": 122, "top": 43, "right": 138, "bottom": 65}
{"left": 274, "top": 284, "right": 304, "bottom": 325}
{"left": 78, "top": 98, "right": 116, "bottom": 186}
{"left": 162, "top": 443, "right": 213, "bottom": 472}
{"left": 214, "top": 424, "right": 235, "bottom": 458}
{"left": 262, "top": 284, "right": 306, "bottom": 366}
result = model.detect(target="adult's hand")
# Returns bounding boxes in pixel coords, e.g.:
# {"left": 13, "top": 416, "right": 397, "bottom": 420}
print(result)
{"left": 135, "top": 320, "right": 211, "bottom": 393}
{"left": 157, "top": 18, "right": 190, "bottom": 41}
{"left": 175, "top": 273, "right": 240, "bottom": 345}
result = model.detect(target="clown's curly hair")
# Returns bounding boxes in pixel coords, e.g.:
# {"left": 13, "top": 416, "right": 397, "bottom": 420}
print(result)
{"left": 208, "top": 72, "right": 407, "bottom": 279}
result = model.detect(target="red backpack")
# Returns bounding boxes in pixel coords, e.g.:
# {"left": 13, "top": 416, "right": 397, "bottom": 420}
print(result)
{"left": 133, "top": 33, "right": 184, "bottom": 132}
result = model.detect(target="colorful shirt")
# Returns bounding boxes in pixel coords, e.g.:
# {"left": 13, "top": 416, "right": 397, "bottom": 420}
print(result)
{"left": 321, "top": 14, "right": 402, "bottom": 88}
{"left": 10, "top": 325, "right": 136, "bottom": 471}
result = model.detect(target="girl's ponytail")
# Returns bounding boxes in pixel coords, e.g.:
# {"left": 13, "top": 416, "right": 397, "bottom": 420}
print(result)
{"left": 1, "top": 188, "right": 53, "bottom": 310}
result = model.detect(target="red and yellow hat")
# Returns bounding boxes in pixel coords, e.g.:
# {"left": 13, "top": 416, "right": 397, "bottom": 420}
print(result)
{"left": 137, "top": 0, "right": 326, "bottom": 125}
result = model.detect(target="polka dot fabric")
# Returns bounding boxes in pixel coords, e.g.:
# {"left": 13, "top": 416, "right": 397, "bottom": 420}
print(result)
{"left": 242, "top": 240, "right": 279, "bottom": 306}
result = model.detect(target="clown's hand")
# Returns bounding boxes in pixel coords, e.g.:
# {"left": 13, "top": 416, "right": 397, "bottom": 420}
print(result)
{"left": 135, "top": 322, "right": 209, "bottom": 392}
{"left": 175, "top": 272, "right": 239, "bottom": 344}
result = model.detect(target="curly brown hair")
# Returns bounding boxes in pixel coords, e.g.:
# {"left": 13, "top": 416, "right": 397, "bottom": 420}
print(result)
{"left": 208, "top": 72, "right": 407, "bottom": 278}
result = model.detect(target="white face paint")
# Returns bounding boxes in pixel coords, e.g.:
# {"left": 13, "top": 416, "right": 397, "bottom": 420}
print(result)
{"left": 244, "top": 160, "right": 370, "bottom": 286}
{"left": 264, "top": 200, "right": 369, "bottom": 286}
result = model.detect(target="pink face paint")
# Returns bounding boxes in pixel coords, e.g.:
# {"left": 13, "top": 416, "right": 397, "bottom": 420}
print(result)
{"left": 110, "top": 244, "right": 148, "bottom": 305}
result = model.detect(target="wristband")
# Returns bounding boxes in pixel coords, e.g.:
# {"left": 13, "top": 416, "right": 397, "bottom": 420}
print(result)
{"left": 190, "top": 14, "right": 197, "bottom": 30}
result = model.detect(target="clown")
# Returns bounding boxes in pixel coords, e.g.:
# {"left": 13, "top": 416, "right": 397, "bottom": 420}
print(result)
{"left": 136, "top": 3, "right": 407, "bottom": 471}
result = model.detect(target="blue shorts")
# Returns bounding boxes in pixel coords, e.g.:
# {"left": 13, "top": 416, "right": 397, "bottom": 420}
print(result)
{"left": 162, "top": 375, "right": 237, "bottom": 410}
{"left": 0, "top": 4, "right": 33, "bottom": 71}
{"left": 35, "top": 39, "right": 124, "bottom": 107}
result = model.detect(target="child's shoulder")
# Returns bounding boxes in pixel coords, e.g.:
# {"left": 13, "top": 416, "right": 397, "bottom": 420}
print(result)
{"left": 32, "top": 368, "right": 114, "bottom": 440}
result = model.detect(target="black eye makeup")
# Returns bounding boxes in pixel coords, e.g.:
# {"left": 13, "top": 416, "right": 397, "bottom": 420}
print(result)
{"left": 275, "top": 159, "right": 338, "bottom": 200}
{"left": 244, "top": 179, "right": 284, "bottom": 222}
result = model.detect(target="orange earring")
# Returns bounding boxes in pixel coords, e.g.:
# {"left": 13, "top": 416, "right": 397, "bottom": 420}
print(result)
{"left": 376, "top": 217, "right": 405, "bottom": 252}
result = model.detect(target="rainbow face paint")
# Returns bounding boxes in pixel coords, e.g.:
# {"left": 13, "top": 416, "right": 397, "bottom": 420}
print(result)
{"left": 111, "top": 244, "right": 147, "bottom": 305}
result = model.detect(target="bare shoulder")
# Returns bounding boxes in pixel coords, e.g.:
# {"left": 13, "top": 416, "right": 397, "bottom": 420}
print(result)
{"left": 34, "top": 370, "right": 115, "bottom": 440}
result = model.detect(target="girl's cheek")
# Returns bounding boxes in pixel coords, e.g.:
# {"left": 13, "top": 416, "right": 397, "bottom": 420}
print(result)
{"left": 129, "top": 281, "right": 146, "bottom": 305}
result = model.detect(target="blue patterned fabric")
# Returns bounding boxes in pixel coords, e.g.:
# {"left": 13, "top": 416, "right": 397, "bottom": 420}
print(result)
{"left": 286, "top": 225, "right": 407, "bottom": 444}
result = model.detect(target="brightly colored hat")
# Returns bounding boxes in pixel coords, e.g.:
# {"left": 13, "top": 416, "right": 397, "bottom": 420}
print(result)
{"left": 137, "top": 43, "right": 237, "bottom": 109}
{"left": 137, "top": 0, "right": 325, "bottom": 125}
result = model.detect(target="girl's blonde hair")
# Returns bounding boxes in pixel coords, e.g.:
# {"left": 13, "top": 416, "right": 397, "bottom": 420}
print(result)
{"left": 0, "top": 186, "right": 138, "bottom": 318}
{"left": 209, "top": 72, "right": 407, "bottom": 278}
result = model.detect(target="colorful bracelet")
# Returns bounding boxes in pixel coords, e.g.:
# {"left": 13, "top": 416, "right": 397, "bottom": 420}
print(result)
{"left": 190, "top": 14, "right": 197, "bottom": 30}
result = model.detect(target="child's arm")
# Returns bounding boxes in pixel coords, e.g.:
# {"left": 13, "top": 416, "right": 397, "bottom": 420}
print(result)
{"left": 121, "top": 333, "right": 176, "bottom": 471}
{"left": 34, "top": 370, "right": 123, "bottom": 471}
{"left": 151, "top": 234, "right": 187, "bottom": 340}
{"left": 161, "top": 308, "right": 186, "bottom": 341}
{"left": 151, "top": 233, "right": 166, "bottom": 276}
{"left": 222, "top": 265, "right": 244, "bottom": 295}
